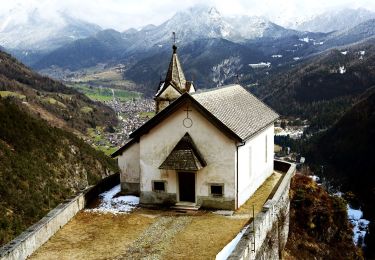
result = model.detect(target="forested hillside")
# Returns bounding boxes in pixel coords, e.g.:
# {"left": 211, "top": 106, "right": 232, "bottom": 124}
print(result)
{"left": 0, "top": 98, "right": 118, "bottom": 246}
{"left": 284, "top": 174, "right": 361, "bottom": 259}
{"left": 0, "top": 50, "right": 117, "bottom": 133}
{"left": 307, "top": 87, "right": 375, "bottom": 257}
{"left": 254, "top": 39, "right": 375, "bottom": 130}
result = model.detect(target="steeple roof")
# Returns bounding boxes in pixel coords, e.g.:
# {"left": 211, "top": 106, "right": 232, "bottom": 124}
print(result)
{"left": 164, "top": 45, "right": 186, "bottom": 91}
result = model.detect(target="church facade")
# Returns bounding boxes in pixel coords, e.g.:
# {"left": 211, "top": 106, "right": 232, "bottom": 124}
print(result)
{"left": 112, "top": 45, "right": 278, "bottom": 210}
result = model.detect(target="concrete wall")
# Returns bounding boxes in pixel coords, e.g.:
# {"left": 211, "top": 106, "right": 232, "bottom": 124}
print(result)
{"left": 237, "top": 125, "right": 274, "bottom": 207}
{"left": 0, "top": 189, "right": 89, "bottom": 260}
{"left": 139, "top": 105, "right": 237, "bottom": 208}
{"left": 118, "top": 141, "right": 140, "bottom": 194}
{"left": 227, "top": 161, "right": 295, "bottom": 260}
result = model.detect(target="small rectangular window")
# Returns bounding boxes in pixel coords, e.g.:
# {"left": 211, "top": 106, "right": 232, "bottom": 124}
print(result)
{"left": 152, "top": 181, "right": 166, "bottom": 192}
{"left": 210, "top": 184, "right": 224, "bottom": 197}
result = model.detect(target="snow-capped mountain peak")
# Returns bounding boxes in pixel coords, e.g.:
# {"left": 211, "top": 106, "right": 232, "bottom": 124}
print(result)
{"left": 296, "top": 8, "right": 375, "bottom": 33}
{"left": 120, "top": 4, "right": 295, "bottom": 51}
{"left": 0, "top": 5, "right": 101, "bottom": 51}
{"left": 208, "top": 7, "right": 221, "bottom": 20}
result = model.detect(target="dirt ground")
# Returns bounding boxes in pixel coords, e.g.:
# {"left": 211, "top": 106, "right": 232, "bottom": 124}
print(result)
{"left": 29, "top": 172, "right": 283, "bottom": 260}
{"left": 29, "top": 213, "right": 156, "bottom": 260}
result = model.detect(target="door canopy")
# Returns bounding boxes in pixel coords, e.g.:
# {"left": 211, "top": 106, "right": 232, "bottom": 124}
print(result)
{"left": 159, "top": 133, "right": 207, "bottom": 171}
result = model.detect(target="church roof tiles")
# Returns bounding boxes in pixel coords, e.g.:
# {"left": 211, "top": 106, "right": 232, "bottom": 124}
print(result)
{"left": 112, "top": 84, "right": 278, "bottom": 158}
{"left": 192, "top": 84, "right": 279, "bottom": 140}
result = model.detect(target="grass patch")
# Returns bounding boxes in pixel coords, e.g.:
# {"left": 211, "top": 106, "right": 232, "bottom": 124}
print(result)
{"left": 30, "top": 212, "right": 155, "bottom": 260}
{"left": 68, "top": 84, "right": 141, "bottom": 102}
{"left": 0, "top": 91, "right": 26, "bottom": 100}
{"left": 42, "top": 97, "right": 67, "bottom": 108}
{"left": 71, "top": 68, "right": 137, "bottom": 89}
{"left": 237, "top": 172, "right": 283, "bottom": 214}
{"left": 87, "top": 127, "right": 96, "bottom": 138}
{"left": 78, "top": 70, "right": 123, "bottom": 82}
{"left": 87, "top": 127, "right": 117, "bottom": 156}
{"left": 139, "top": 111, "right": 155, "bottom": 119}
{"left": 96, "top": 146, "right": 118, "bottom": 156}
{"left": 80, "top": 106, "right": 93, "bottom": 113}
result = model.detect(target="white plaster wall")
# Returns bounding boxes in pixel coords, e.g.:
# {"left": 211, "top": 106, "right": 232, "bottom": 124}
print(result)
{"left": 237, "top": 125, "right": 274, "bottom": 207}
{"left": 118, "top": 142, "right": 140, "bottom": 183}
{"left": 158, "top": 85, "right": 181, "bottom": 100}
{"left": 157, "top": 85, "right": 181, "bottom": 112}
{"left": 189, "top": 85, "right": 196, "bottom": 93}
{"left": 139, "top": 105, "right": 237, "bottom": 200}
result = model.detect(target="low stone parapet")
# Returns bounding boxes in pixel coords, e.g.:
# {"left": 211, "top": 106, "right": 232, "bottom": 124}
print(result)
{"left": 0, "top": 173, "right": 119, "bottom": 260}
{"left": 227, "top": 160, "right": 295, "bottom": 260}
{"left": 0, "top": 191, "right": 87, "bottom": 260}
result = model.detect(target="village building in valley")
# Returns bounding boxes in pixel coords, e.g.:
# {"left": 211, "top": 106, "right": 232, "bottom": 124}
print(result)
{"left": 112, "top": 44, "right": 279, "bottom": 210}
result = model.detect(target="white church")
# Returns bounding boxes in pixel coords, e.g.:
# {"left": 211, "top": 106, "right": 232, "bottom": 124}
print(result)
{"left": 112, "top": 45, "right": 278, "bottom": 210}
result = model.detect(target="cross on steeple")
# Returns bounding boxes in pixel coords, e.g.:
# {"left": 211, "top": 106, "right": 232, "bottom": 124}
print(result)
{"left": 172, "top": 32, "right": 177, "bottom": 45}
{"left": 172, "top": 32, "right": 179, "bottom": 53}
{"left": 235, "top": 74, "right": 240, "bottom": 84}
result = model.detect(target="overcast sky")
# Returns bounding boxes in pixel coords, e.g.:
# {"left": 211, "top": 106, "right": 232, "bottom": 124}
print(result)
{"left": 1, "top": 0, "right": 375, "bottom": 31}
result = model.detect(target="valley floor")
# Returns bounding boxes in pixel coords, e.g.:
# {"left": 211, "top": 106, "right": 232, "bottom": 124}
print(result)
{"left": 29, "top": 172, "right": 282, "bottom": 260}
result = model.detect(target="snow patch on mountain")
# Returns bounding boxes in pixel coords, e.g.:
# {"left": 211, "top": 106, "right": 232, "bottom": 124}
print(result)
{"left": 211, "top": 56, "right": 242, "bottom": 87}
{"left": 249, "top": 62, "right": 271, "bottom": 68}
{"left": 347, "top": 206, "right": 370, "bottom": 247}
{"left": 299, "top": 37, "right": 311, "bottom": 43}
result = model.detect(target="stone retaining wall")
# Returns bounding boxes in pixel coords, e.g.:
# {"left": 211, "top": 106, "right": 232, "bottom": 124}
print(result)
{"left": 228, "top": 160, "right": 296, "bottom": 260}
{"left": 0, "top": 191, "right": 87, "bottom": 260}
{"left": 0, "top": 173, "right": 119, "bottom": 260}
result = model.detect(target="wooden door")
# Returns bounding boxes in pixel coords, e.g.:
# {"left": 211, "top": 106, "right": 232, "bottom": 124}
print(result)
{"left": 178, "top": 172, "right": 195, "bottom": 202}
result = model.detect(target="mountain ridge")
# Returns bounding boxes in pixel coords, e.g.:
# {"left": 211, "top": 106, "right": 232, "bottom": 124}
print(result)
{"left": 29, "top": 6, "right": 375, "bottom": 90}
{"left": 296, "top": 8, "right": 375, "bottom": 33}
{"left": 253, "top": 38, "right": 375, "bottom": 130}
{"left": 0, "top": 50, "right": 118, "bottom": 133}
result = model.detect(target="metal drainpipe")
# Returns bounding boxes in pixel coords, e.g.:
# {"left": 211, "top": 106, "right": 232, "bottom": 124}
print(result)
{"left": 236, "top": 141, "right": 246, "bottom": 209}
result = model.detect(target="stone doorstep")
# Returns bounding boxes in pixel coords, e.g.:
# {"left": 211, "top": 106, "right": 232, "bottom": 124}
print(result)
{"left": 171, "top": 202, "right": 201, "bottom": 211}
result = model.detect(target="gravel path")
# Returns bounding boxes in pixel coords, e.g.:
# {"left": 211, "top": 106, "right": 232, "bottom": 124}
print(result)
{"left": 118, "top": 216, "right": 192, "bottom": 259}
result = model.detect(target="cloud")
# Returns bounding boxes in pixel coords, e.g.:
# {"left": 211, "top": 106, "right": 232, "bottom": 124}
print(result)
{"left": 1, "top": 0, "right": 375, "bottom": 31}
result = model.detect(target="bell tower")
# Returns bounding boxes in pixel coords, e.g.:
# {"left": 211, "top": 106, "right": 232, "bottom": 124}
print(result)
{"left": 154, "top": 42, "right": 195, "bottom": 113}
